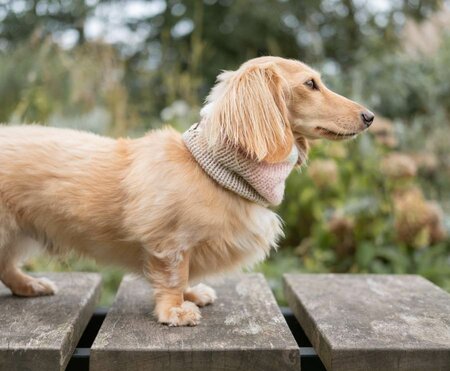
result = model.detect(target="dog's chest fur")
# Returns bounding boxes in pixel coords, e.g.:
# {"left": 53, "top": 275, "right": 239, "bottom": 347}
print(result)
{"left": 188, "top": 204, "right": 282, "bottom": 279}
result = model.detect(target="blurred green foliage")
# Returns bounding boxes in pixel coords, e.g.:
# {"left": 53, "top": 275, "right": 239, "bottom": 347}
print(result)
{"left": 0, "top": 0, "right": 449, "bottom": 304}
{"left": 258, "top": 136, "right": 450, "bottom": 304}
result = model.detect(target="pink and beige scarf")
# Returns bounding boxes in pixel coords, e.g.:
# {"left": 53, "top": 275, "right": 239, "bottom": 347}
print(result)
{"left": 182, "top": 123, "right": 300, "bottom": 207}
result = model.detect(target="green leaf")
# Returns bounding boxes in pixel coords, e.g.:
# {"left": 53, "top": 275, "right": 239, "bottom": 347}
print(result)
{"left": 356, "top": 242, "right": 376, "bottom": 268}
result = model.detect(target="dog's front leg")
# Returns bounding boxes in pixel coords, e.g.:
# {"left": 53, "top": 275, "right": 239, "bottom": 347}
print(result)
{"left": 145, "top": 248, "right": 201, "bottom": 326}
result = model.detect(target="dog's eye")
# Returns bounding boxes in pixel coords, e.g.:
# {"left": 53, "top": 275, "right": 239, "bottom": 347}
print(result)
{"left": 305, "top": 79, "right": 319, "bottom": 90}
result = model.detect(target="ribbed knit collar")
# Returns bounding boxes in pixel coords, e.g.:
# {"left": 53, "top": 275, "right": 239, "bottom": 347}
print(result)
{"left": 182, "top": 123, "right": 298, "bottom": 207}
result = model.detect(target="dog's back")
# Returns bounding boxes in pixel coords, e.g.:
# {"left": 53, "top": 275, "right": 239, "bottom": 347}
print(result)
{"left": 0, "top": 125, "right": 115, "bottom": 163}
{"left": 0, "top": 125, "right": 120, "bottom": 236}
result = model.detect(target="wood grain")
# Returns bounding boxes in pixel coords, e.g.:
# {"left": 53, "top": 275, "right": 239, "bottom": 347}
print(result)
{"left": 284, "top": 274, "right": 450, "bottom": 371}
{"left": 91, "top": 273, "right": 300, "bottom": 371}
{"left": 0, "top": 272, "right": 102, "bottom": 371}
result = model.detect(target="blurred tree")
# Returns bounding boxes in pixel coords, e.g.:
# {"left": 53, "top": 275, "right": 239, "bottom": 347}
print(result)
{"left": 0, "top": 0, "right": 443, "bottom": 118}
{"left": 0, "top": 0, "right": 92, "bottom": 45}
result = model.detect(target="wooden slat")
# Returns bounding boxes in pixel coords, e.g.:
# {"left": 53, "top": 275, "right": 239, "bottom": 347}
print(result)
{"left": 284, "top": 274, "right": 450, "bottom": 371}
{"left": 0, "top": 272, "right": 102, "bottom": 371}
{"left": 91, "top": 273, "right": 300, "bottom": 371}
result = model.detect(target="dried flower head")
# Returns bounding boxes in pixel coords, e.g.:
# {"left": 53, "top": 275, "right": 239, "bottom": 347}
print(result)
{"left": 380, "top": 153, "right": 417, "bottom": 179}
{"left": 369, "top": 116, "right": 398, "bottom": 148}
{"left": 324, "top": 142, "right": 347, "bottom": 159}
{"left": 409, "top": 152, "right": 439, "bottom": 174}
{"left": 328, "top": 215, "right": 355, "bottom": 257}
{"left": 393, "top": 187, "right": 447, "bottom": 247}
{"left": 308, "top": 159, "right": 338, "bottom": 188}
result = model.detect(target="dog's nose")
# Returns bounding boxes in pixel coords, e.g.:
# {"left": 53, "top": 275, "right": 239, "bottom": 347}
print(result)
{"left": 361, "top": 111, "right": 375, "bottom": 128}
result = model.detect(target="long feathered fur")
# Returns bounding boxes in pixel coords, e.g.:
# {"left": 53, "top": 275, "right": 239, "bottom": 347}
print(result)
{"left": 202, "top": 63, "right": 294, "bottom": 162}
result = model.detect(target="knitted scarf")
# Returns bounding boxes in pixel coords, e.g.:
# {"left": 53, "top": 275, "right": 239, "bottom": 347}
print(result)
{"left": 182, "top": 123, "right": 299, "bottom": 207}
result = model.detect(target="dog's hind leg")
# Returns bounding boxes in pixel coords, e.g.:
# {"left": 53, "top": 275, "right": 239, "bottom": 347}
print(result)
{"left": 0, "top": 206, "right": 56, "bottom": 297}
{"left": 0, "top": 236, "right": 57, "bottom": 297}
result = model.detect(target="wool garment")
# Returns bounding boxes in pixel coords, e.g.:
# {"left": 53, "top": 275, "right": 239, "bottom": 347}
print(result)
{"left": 182, "top": 123, "right": 298, "bottom": 207}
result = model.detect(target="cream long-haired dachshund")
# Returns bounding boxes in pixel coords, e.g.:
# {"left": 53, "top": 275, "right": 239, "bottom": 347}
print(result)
{"left": 0, "top": 56, "right": 374, "bottom": 326}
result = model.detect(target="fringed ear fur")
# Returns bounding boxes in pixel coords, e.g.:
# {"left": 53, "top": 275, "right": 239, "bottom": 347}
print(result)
{"left": 204, "top": 63, "right": 294, "bottom": 163}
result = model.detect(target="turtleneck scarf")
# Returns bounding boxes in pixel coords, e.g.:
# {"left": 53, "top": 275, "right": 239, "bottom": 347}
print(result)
{"left": 182, "top": 123, "right": 299, "bottom": 207}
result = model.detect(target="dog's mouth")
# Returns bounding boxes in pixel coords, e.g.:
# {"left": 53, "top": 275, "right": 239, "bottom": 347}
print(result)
{"left": 315, "top": 127, "right": 358, "bottom": 139}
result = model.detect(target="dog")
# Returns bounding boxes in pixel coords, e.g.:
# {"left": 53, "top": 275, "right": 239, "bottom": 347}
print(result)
{"left": 0, "top": 56, "right": 374, "bottom": 326}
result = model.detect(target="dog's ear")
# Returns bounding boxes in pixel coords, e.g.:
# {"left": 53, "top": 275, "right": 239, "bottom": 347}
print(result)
{"left": 204, "top": 63, "right": 294, "bottom": 163}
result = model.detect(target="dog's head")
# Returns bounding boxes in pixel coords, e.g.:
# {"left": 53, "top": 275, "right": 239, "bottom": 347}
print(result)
{"left": 201, "top": 56, "right": 374, "bottom": 163}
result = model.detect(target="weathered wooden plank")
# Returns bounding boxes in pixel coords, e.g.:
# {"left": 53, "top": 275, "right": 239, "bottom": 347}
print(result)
{"left": 91, "top": 273, "right": 300, "bottom": 371}
{"left": 0, "top": 272, "right": 102, "bottom": 371}
{"left": 284, "top": 274, "right": 450, "bottom": 371}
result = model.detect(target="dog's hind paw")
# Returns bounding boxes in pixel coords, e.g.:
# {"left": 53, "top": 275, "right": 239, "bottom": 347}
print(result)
{"left": 184, "top": 283, "right": 217, "bottom": 307}
{"left": 13, "top": 277, "right": 57, "bottom": 297}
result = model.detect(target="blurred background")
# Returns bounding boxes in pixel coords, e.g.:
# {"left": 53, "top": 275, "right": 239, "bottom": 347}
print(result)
{"left": 1, "top": 0, "right": 449, "bottom": 305}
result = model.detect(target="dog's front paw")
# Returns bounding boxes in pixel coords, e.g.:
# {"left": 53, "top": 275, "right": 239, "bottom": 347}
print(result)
{"left": 158, "top": 301, "right": 201, "bottom": 326}
{"left": 184, "top": 283, "right": 217, "bottom": 307}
